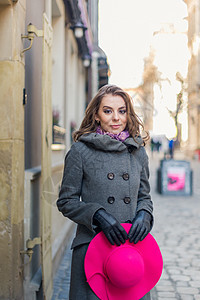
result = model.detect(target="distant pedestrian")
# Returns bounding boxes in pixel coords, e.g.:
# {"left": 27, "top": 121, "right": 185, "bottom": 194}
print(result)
{"left": 156, "top": 140, "right": 162, "bottom": 153}
{"left": 169, "top": 139, "right": 174, "bottom": 159}
{"left": 150, "top": 137, "right": 155, "bottom": 156}
{"left": 57, "top": 84, "right": 158, "bottom": 299}
{"left": 162, "top": 136, "right": 169, "bottom": 159}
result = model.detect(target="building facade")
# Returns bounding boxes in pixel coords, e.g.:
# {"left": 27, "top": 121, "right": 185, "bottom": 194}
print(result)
{"left": 0, "top": 0, "right": 108, "bottom": 299}
{"left": 184, "top": 0, "right": 200, "bottom": 154}
{"left": 125, "top": 50, "right": 158, "bottom": 134}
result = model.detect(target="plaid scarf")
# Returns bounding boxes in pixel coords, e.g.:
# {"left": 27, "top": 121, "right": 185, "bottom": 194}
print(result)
{"left": 96, "top": 126, "right": 130, "bottom": 142}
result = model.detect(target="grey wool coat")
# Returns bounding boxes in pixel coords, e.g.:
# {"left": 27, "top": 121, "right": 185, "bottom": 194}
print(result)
{"left": 57, "top": 133, "right": 153, "bottom": 300}
{"left": 57, "top": 133, "right": 153, "bottom": 248}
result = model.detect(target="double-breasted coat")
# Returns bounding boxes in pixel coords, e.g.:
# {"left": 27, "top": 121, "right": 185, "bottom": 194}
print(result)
{"left": 57, "top": 133, "right": 153, "bottom": 299}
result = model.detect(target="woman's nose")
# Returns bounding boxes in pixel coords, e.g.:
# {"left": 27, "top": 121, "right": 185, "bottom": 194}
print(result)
{"left": 113, "top": 111, "right": 119, "bottom": 120}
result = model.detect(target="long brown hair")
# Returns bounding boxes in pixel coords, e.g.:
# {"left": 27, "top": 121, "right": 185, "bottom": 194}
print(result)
{"left": 73, "top": 84, "right": 149, "bottom": 144}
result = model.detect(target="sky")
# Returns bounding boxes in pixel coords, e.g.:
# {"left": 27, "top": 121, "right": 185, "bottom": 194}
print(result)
{"left": 99, "top": 0, "right": 188, "bottom": 139}
{"left": 99, "top": 0, "right": 188, "bottom": 88}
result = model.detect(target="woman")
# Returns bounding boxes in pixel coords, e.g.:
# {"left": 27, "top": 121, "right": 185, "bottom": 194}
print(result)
{"left": 57, "top": 84, "right": 153, "bottom": 299}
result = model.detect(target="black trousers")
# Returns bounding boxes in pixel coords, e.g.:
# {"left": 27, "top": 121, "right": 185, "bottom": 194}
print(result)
{"left": 69, "top": 244, "right": 151, "bottom": 300}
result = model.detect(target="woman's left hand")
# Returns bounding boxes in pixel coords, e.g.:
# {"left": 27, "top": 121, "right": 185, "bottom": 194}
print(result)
{"left": 128, "top": 210, "right": 152, "bottom": 244}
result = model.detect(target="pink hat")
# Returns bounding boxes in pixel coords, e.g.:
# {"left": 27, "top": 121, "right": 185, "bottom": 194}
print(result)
{"left": 84, "top": 223, "right": 163, "bottom": 300}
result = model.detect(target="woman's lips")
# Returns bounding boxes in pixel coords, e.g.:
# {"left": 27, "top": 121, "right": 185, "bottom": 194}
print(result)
{"left": 111, "top": 125, "right": 121, "bottom": 129}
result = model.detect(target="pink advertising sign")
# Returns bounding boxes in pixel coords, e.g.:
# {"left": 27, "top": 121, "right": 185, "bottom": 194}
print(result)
{"left": 167, "top": 167, "right": 186, "bottom": 191}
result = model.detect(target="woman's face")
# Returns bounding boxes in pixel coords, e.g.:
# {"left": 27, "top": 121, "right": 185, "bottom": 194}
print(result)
{"left": 95, "top": 94, "right": 128, "bottom": 134}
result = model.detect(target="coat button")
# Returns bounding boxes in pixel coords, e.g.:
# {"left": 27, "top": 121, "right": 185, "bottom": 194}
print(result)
{"left": 107, "top": 196, "right": 115, "bottom": 204}
{"left": 107, "top": 173, "right": 115, "bottom": 180}
{"left": 122, "top": 173, "right": 129, "bottom": 180}
{"left": 123, "top": 197, "right": 131, "bottom": 204}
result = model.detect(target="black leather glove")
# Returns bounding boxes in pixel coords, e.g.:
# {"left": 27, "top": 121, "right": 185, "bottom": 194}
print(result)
{"left": 93, "top": 209, "right": 128, "bottom": 246}
{"left": 128, "top": 210, "right": 153, "bottom": 244}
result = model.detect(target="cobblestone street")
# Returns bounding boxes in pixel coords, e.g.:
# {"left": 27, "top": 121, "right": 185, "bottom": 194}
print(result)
{"left": 150, "top": 154, "right": 200, "bottom": 300}
{"left": 52, "top": 152, "right": 200, "bottom": 300}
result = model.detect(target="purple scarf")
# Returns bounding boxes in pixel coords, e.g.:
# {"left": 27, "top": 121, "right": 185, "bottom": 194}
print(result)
{"left": 96, "top": 126, "right": 130, "bottom": 142}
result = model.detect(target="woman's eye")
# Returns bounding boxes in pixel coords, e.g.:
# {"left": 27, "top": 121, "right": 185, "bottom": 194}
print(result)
{"left": 103, "top": 109, "right": 112, "bottom": 114}
{"left": 119, "top": 110, "right": 126, "bottom": 114}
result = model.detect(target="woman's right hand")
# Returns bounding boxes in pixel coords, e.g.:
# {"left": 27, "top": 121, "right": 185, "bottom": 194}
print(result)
{"left": 93, "top": 209, "right": 128, "bottom": 246}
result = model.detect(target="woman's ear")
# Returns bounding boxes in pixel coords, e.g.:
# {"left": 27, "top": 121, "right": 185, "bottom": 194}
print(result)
{"left": 95, "top": 114, "right": 100, "bottom": 123}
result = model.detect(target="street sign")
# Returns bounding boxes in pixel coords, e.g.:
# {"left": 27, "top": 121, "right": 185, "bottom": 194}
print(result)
{"left": 157, "top": 159, "right": 193, "bottom": 196}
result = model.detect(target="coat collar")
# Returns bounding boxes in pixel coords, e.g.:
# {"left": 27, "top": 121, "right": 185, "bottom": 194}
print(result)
{"left": 78, "top": 133, "right": 143, "bottom": 152}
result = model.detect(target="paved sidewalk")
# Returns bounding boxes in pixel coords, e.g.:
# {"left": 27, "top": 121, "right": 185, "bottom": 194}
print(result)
{"left": 52, "top": 234, "right": 73, "bottom": 300}
{"left": 52, "top": 153, "right": 200, "bottom": 300}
